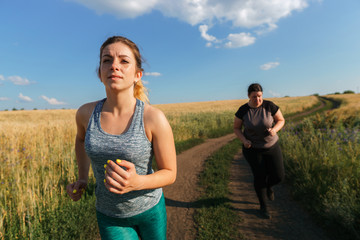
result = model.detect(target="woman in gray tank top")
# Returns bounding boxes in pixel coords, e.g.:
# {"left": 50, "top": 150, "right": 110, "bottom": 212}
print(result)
{"left": 234, "top": 83, "right": 285, "bottom": 219}
{"left": 66, "top": 36, "right": 177, "bottom": 240}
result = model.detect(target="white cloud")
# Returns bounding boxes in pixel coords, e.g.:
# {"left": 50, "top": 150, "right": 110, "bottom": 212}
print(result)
{"left": 199, "top": 25, "right": 218, "bottom": 42}
{"left": 0, "top": 75, "right": 5, "bottom": 81}
{"left": 255, "top": 23, "right": 278, "bottom": 35}
{"left": 158, "top": 0, "right": 209, "bottom": 26}
{"left": 70, "top": 0, "right": 309, "bottom": 48}
{"left": 199, "top": 25, "right": 255, "bottom": 48}
{"left": 225, "top": 32, "right": 256, "bottom": 48}
{"left": 41, "top": 95, "right": 66, "bottom": 105}
{"left": 8, "top": 76, "right": 34, "bottom": 85}
{"left": 217, "top": 0, "right": 308, "bottom": 28}
{"left": 0, "top": 97, "right": 10, "bottom": 101}
{"left": 69, "top": 0, "right": 159, "bottom": 18}
{"left": 144, "top": 72, "right": 162, "bottom": 77}
{"left": 19, "top": 93, "right": 33, "bottom": 102}
{"left": 260, "top": 62, "right": 280, "bottom": 70}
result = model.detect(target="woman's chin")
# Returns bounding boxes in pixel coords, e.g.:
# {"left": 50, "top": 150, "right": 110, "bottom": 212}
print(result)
{"left": 105, "top": 83, "right": 133, "bottom": 92}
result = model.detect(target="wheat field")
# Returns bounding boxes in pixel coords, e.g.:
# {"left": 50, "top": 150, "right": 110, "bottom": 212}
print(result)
{"left": 155, "top": 95, "right": 318, "bottom": 114}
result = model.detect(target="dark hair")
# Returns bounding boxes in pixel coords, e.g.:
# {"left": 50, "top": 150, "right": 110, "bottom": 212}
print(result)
{"left": 98, "top": 36, "right": 149, "bottom": 103}
{"left": 248, "top": 83, "right": 263, "bottom": 95}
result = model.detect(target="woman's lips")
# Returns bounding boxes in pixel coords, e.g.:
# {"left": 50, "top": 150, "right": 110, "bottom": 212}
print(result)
{"left": 109, "top": 75, "right": 122, "bottom": 80}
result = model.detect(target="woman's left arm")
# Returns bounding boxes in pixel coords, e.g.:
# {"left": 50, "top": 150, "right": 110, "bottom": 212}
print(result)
{"left": 144, "top": 106, "right": 177, "bottom": 188}
{"left": 104, "top": 106, "right": 177, "bottom": 194}
{"left": 268, "top": 109, "right": 285, "bottom": 136}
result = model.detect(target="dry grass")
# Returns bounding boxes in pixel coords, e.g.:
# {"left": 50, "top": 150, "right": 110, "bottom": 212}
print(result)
{"left": 0, "top": 109, "right": 76, "bottom": 125}
{"left": 154, "top": 99, "right": 248, "bottom": 114}
{"left": 154, "top": 96, "right": 319, "bottom": 116}
{"left": 268, "top": 96, "right": 319, "bottom": 115}
{"left": 325, "top": 93, "right": 360, "bottom": 117}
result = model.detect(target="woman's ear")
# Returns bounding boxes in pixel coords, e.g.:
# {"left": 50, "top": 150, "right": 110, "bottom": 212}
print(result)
{"left": 135, "top": 71, "right": 143, "bottom": 82}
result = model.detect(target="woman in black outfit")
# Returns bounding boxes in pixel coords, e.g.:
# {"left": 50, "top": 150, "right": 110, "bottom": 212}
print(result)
{"left": 234, "top": 83, "right": 285, "bottom": 219}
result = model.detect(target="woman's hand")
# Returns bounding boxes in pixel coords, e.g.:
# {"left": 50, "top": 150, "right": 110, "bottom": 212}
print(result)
{"left": 267, "top": 128, "right": 277, "bottom": 136}
{"left": 243, "top": 139, "right": 252, "bottom": 148}
{"left": 234, "top": 117, "right": 251, "bottom": 148}
{"left": 66, "top": 179, "right": 87, "bottom": 201}
{"left": 104, "top": 159, "right": 144, "bottom": 195}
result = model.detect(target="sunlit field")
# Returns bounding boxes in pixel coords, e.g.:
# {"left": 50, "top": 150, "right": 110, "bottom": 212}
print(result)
{"left": 325, "top": 93, "right": 360, "bottom": 118}
{"left": 279, "top": 93, "right": 360, "bottom": 240}
{"left": 158, "top": 96, "right": 319, "bottom": 141}
{"left": 0, "top": 95, "right": 319, "bottom": 239}
{"left": 156, "top": 96, "right": 318, "bottom": 115}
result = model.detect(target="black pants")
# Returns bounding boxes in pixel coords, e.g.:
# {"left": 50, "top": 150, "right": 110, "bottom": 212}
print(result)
{"left": 242, "top": 142, "right": 285, "bottom": 208}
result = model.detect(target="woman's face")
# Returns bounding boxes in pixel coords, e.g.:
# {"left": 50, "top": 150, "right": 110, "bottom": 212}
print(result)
{"left": 248, "top": 91, "right": 263, "bottom": 107}
{"left": 99, "top": 42, "right": 142, "bottom": 92}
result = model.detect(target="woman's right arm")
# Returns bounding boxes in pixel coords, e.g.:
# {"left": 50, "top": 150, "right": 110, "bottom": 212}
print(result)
{"left": 234, "top": 117, "right": 252, "bottom": 148}
{"left": 66, "top": 103, "right": 94, "bottom": 201}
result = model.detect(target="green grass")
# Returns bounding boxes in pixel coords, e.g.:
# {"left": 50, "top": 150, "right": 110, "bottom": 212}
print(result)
{"left": 280, "top": 112, "right": 360, "bottom": 240}
{"left": 175, "top": 138, "right": 205, "bottom": 155}
{"left": 167, "top": 111, "right": 234, "bottom": 142}
{"left": 194, "top": 139, "right": 244, "bottom": 240}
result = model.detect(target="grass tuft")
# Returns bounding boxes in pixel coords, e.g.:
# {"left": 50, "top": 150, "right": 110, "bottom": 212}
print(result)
{"left": 194, "top": 139, "right": 244, "bottom": 240}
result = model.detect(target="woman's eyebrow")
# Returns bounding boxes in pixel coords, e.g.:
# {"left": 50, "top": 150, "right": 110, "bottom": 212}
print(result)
{"left": 102, "top": 54, "right": 113, "bottom": 58}
{"left": 101, "top": 54, "right": 112, "bottom": 59}
{"left": 102, "top": 54, "right": 130, "bottom": 58}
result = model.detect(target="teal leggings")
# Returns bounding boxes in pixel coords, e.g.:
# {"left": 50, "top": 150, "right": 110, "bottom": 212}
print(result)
{"left": 96, "top": 195, "right": 167, "bottom": 240}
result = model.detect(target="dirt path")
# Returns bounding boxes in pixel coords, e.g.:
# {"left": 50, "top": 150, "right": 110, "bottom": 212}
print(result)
{"left": 164, "top": 97, "right": 332, "bottom": 239}
{"left": 286, "top": 96, "right": 326, "bottom": 121}
{"left": 163, "top": 134, "right": 237, "bottom": 240}
{"left": 229, "top": 152, "right": 330, "bottom": 240}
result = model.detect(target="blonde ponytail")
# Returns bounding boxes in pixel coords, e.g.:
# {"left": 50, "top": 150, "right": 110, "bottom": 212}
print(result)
{"left": 134, "top": 80, "right": 149, "bottom": 104}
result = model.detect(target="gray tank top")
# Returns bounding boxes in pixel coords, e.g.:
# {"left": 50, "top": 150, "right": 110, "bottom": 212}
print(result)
{"left": 84, "top": 98, "right": 162, "bottom": 218}
{"left": 235, "top": 100, "right": 279, "bottom": 149}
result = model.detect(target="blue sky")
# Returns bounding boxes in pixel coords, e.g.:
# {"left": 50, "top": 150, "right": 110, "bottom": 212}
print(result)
{"left": 0, "top": 0, "right": 359, "bottom": 110}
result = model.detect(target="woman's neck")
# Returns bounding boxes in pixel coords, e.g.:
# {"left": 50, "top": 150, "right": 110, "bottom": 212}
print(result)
{"left": 104, "top": 91, "right": 137, "bottom": 115}
{"left": 248, "top": 101, "right": 262, "bottom": 108}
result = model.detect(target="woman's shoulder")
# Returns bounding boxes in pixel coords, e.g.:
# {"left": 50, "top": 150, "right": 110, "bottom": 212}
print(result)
{"left": 262, "top": 99, "right": 271, "bottom": 103}
{"left": 76, "top": 100, "right": 101, "bottom": 124}
{"left": 240, "top": 102, "right": 250, "bottom": 109}
{"left": 235, "top": 103, "right": 250, "bottom": 118}
{"left": 262, "top": 100, "right": 278, "bottom": 108}
{"left": 77, "top": 101, "right": 99, "bottom": 114}
{"left": 262, "top": 100, "right": 279, "bottom": 114}
{"left": 143, "top": 104, "right": 172, "bottom": 135}
{"left": 143, "top": 104, "right": 167, "bottom": 123}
